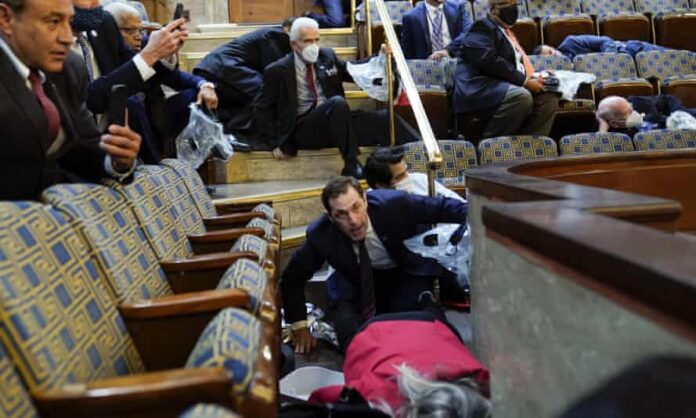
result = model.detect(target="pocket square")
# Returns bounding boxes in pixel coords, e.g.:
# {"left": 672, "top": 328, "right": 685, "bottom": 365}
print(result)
{"left": 325, "top": 66, "right": 338, "bottom": 76}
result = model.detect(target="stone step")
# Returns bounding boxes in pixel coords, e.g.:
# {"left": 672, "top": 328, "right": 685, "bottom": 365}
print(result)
{"left": 179, "top": 46, "right": 358, "bottom": 73}
{"left": 183, "top": 27, "right": 357, "bottom": 55}
{"left": 205, "top": 146, "right": 376, "bottom": 184}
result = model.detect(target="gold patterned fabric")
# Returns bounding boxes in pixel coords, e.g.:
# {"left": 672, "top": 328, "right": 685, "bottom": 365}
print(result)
{"left": 217, "top": 259, "right": 269, "bottom": 315}
{"left": 0, "top": 342, "right": 37, "bottom": 418}
{"left": 478, "top": 136, "right": 558, "bottom": 165}
{"left": 232, "top": 235, "right": 269, "bottom": 264}
{"left": 161, "top": 159, "right": 217, "bottom": 219}
{"left": 106, "top": 168, "right": 193, "bottom": 261}
{"left": 633, "top": 129, "right": 696, "bottom": 150}
{"left": 402, "top": 140, "right": 478, "bottom": 186}
{"left": 179, "top": 404, "right": 241, "bottom": 418}
{"left": 42, "top": 184, "right": 172, "bottom": 303}
{"left": 246, "top": 218, "right": 275, "bottom": 241}
{"left": 559, "top": 133, "right": 634, "bottom": 155}
{"left": 186, "top": 308, "right": 261, "bottom": 396}
{"left": 0, "top": 202, "right": 144, "bottom": 392}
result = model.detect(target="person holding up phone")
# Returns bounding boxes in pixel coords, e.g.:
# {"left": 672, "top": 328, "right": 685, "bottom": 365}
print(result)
{"left": 0, "top": 0, "right": 141, "bottom": 200}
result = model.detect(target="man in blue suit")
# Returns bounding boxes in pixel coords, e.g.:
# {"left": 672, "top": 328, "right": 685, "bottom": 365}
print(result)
{"left": 306, "top": 0, "right": 349, "bottom": 28}
{"left": 401, "top": 0, "right": 472, "bottom": 60}
{"left": 452, "top": 0, "right": 558, "bottom": 138}
{"left": 282, "top": 176, "right": 468, "bottom": 353}
{"left": 535, "top": 35, "right": 668, "bottom": 60}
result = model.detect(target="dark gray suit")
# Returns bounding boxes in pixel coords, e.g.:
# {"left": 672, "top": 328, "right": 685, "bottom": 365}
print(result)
{"left": 0, "top": 51, "right": 106, "bottom": 200}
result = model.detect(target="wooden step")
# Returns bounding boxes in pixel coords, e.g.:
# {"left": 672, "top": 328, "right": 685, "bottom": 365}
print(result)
{"left": 183, "top": 27, "right": 356, "bottom": 55}
{"left": 206, "top": 146, "right": 376, "bottom": 184}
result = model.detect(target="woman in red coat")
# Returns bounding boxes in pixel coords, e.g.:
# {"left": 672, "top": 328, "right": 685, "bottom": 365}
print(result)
{"left": 310, "top": 310, "right": 491, "bottom": 418}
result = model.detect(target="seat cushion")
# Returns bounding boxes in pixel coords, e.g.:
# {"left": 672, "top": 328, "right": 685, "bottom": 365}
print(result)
{"left": 231, "top": 235, "right": 269, "bottom": 264}
{"left": 559, "top": 132, "right": 634, "bottom": 155}
{"left": 633, "top": 129, "right": 696, "bottom": 150}
{"left": 558, "top": 99, "right": 596, "bottom": 112}
{"left": 217, "top": 259, "right": 268, "bottom": 315}
{"left": 478, "top": 136, "right": 558, "bottom": 165}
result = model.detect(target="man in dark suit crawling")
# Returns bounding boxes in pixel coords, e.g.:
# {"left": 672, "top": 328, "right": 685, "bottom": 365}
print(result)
{"left": 0, "top": 0, "right": 141, "bottom": 200}
{"left": 282, "top": 176, "right": 468, "bottom": 353}
{"left": 254, "top": 17, "right": 406, "bottom": 178}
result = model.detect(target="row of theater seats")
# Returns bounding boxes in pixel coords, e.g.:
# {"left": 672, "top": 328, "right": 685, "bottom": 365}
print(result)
{"left": 0, "top": 160, "right": 283, "bottom": 417}
{"left": 402, "top": 129, "right": 696, "bottom": 184}
{"left": 358, "top": 0, "right": 696, "bottom": 55}
{"left": 399, "top": 50, "right": 695, "bottom": 140}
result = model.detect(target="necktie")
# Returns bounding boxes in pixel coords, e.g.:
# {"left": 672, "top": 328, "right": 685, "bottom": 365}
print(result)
{"left": 358, "top": 241, "right": 376, "bottom": 320}
{"left": 431, "top": 8, "right": 445, "bottom": 52}
{"left": 76, "top": 34, "right": 94, "bottom": 82}
{"left": 28, "top": 70, "right": 61, "bottom": 147}
{"left": 305, "top": 64, "right": 318, "bottom": 109}
{"left": 505, "top": 28, "right": 535, "bottom": 77}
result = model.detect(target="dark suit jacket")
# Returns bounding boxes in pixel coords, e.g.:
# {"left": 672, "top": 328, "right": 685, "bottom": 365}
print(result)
{"left": 0, "top": 52, "right": 106, "bottom": 200}
{"left": 452, "top": 16, "right": 526, "bottom": 114}
{"left": 281, "top": 189, "right": 468, "bottom": 324}
{"left": 86, "top": 12, "right": 202, "bottom": 114}
{"left": 401, "top": 0, "right": 472, "bottom": 59}
{"left": 194, "top": 27, "right": 291, "bottom": 98}
{"left": 253, "top": 48, "right": 353, "bottom": 151}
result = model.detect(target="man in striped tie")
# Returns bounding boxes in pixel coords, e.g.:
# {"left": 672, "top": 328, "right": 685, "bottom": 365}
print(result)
{"left": 401, "top": 0, "right": 472, "bottom": 60}
{"left": 451, "top": 0, "right": 559, "bottom": 138}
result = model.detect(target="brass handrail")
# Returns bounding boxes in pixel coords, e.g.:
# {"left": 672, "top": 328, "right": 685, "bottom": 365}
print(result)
{"left": 372, "top": 0, "right": 443, "bottom": 173}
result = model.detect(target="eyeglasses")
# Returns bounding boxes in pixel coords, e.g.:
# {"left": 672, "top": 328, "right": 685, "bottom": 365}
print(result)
{"left": 119, "top": 27, "right": 143, "bottom": 37}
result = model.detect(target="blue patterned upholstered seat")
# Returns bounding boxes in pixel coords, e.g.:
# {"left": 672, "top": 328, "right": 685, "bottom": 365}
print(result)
{"left": 186, "top": 309, "right": 274, "bottom": 407}
{"left": 478, "top": 136, "right": 559, "bottom": 165}
{"left": 573, "top": 53, "right": 653, "bottom": 96}
{"left": 526, "top": 0, "right": 595, "bottom": 46}
{"left": 406, "top": 59, "right": 447, "bottom": 93}
{"left": 356, "top": 0, "right": 413, "bottom": 25}
{"left": 160, "top": 159, "right": 276, "bottom": 222}
{"left": 529, "top": 54, "right": 574, "bottom": 72}
{"left": 42, "top": 184, "right": 171, "bottom": 303}
{"left": 559, "top": 132, "right": 635, "bottom": 155}
{"left": 635, "top": 50, "right": 696, "bottom": 105}
{"left": 0, "top": 342, "right": 38, "bottom": 418}
{"left": 402, "top": 140, "right": 478, "bottom": 186}
{"left": 0, "top": 202, "right": 145, "bottom": 391}
{"left": 179, "top": 404, "right": 241, "bottom": 418}
{"left": 633, "top": 129, "right": 696, "bottom": 150}
{"left": 580, "top": 0, "right": 650, "bottom": 36}
{"left": 472, "top": 0, "right": 529, "bottom": 20}
{"left": 634, "top": 0, "right": 696, "bottom": 50}
{"left": 217, "top": 259, "right": 270, "bottom": 318}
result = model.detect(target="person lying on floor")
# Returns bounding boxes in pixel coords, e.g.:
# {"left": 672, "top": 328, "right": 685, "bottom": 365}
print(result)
{"left": 534, "top": 35, "right": 669, "bottom": 60}
{"left": 596, "top": 95, "right": 696, "bottom": 134}
{"left": 309, "top": 309, "right": 490, "bottom": 418}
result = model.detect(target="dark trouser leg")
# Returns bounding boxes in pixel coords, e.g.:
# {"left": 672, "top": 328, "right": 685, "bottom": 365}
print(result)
{"left": 351, "top": 109, "right": 422, "bottom": 146}
{"left": 127, "top": 96, "right": 160, "bottom": 164}
{"left": 307, "top": 0, "right": 345, "bottom": 27}
{"left": 481, "top": 85, "right": 533, "bottom": 138}
{"left": 194, "top": 69, "right": 257, "bottom": 131}
{"left": 292, "top": 96, "right": 358, "bottom": 163}
{"left": 330, "top": 302, "right": 363, "bottom": 353}
{"left": 519, "top": 91, "right": 559, "bottom": 137}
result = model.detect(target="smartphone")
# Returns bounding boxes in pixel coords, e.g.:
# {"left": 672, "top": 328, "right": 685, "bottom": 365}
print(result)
{"left": 108, "top": 84, "right": 128, "bottom": 127}
{"left": 173, "top": 3, "right": 184, "bottom": 20}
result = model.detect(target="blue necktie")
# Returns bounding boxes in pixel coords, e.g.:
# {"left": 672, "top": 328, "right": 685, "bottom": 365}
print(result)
{"left": 431, "top": 8, "right": 445, "bottom": 52}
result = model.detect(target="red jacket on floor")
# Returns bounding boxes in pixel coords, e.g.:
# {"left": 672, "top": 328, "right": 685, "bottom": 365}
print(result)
{"left": 309, "top": 319, "right": 489, "bottom": 413}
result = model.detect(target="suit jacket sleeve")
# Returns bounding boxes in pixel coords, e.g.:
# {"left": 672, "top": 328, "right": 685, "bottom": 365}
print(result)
{"left": 461, "top": 22, "right": 526, "bottom": 87}
{"left": 154, "top": 65, "right": 204, "bottom": 91}
{"left": 281, "top": 234, "right": 328, "bottom": 324}
{"left": 446, "top": 3, "right": 473, "bottom": 57}
{"left": 401, "top": 13, "right": 418, "bottom": 59}
{"left": 253, "top": 65, "right": 282, "bottom": 147}
{"left": 87, "top": 60, "right": 148, "bottom": 114}
{"left": 337, "top": 54, "right": 354, "bottom": 84}
{"left": 407, "top": 193, "right": 468, "bottom": 225}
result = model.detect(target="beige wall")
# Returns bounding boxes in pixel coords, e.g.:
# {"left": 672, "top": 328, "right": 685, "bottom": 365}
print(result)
{"left": 468, "top": 193, "right": 696, "bottom": 418}
{"left": 166, "top": 0, "right": 229, "bottom": 27}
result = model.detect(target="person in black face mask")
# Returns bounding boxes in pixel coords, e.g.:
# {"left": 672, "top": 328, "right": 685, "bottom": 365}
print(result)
{"left": 451, "top": 0, "right": 559, "bottom": 139}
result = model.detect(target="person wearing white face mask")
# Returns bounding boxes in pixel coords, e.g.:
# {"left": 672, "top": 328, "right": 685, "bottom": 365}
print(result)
{"left": 596, "top": 96, "right": 650, "bottom": 133}
{"left": 597, "top": 95, "right": 696, "bottom": 133}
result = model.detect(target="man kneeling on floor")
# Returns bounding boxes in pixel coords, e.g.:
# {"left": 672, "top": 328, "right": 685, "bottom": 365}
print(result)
{"left": 281, "top": 176, "right": 468, "bottom": 353}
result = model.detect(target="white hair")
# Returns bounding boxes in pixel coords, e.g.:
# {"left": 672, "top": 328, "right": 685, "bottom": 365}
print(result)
{"left": 289, "top": 17, "right": 319, "bottom": 42}
{"left": 103, "top": 1, "right": 141, "bottom": 24}
{"left": 390, "top": 364, "right": 491, "bottom": 418}
{"left": 597, "top": 96, "right": 631, "bottom": 124}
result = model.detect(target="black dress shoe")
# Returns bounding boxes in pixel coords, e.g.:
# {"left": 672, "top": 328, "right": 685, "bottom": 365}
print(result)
{"left": 341, "top": 161, "right": 364, "bottom": 179}
{"left": 228, "top": 139, "right": 252, "bottom": 152}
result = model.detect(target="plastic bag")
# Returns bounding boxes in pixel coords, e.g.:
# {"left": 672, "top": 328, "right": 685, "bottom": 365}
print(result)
{"left": 667, "top": 110, "right": 696, "bottom": 130}
{"left": 403, "top": 224, "right": 471, "bottom": 288}
{"left": 347, "top": 53, "right": 391, "bottom": 102}
{"left": 175, "top": 104, "right": 234, "bottom": 169}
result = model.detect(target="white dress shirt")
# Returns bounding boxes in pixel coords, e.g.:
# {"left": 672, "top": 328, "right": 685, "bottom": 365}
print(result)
{"left": 0, "top": 37, "right": 133, "bottom": 178}
{"left": 395, "top": 172, "right": 465, "bottom": 202}
{"left": 425, "top": 2, "right": 452, "bottom": 50}
{"left": 498, "top": 26, "right": 525, "bottom": 75}
{"left": 353, "top": 218, "right": 397, "bottom": 270}
{"left": 294, "top": 52, "right": 327, "bottom": 116}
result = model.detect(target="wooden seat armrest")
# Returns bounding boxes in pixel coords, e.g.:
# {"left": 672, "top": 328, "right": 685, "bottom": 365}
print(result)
{"left": 214, "top": 201, "right": 273, "bottom": 214}
{"left": 161, "top": 252, "right": 259, "bottom": 273}
{"left": 204, "top": 212, "right": 265, "bottom": 228}
{"left": 119, "top": 288, "right": 251, "bottom": 320}
{"left": 189, "top": 227, "right": 265, "bottom": 244}
{"left": 33, "top": 367, "right": 233, "bottom": 418}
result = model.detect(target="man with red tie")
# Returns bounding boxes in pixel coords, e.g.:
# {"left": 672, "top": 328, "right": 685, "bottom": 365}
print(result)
{"left": 281, "top": 176, "right": 468, "bottom": 354}
{"left": 0, "top": 0, "right": 141, "bottom": 200}
{"left": 451, "top": 0, "right": 558, "bottom": 138}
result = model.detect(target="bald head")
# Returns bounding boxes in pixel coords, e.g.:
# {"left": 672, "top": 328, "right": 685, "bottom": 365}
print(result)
{"left": 104, "top": 1, "right": 142, "bottom": 50}
{"left": 597, "top": 96, "right": 632, "bottom": 128}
